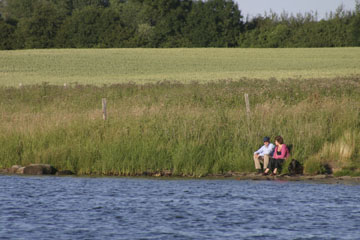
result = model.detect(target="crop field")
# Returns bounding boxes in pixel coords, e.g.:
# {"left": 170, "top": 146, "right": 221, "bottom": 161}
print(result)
{"left": 1, "top": 48, "right": 360, "bottom": 86}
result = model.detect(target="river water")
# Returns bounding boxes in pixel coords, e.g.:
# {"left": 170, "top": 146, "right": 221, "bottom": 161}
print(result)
{"left": 0, "top": 176, "right": 359, "bottom": 240}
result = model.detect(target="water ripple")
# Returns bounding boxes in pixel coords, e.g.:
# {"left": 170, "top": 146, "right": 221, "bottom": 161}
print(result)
{"left": 0, "top": 176, "right": 360, "bottom": 239}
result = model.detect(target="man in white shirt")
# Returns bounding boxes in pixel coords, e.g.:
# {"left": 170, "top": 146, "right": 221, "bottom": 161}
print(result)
{"left": 254, "top": 137, "right": 275, "bottom": 174}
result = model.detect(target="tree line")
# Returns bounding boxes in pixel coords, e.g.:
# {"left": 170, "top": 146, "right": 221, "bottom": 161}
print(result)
{"left": 0, "top": 0, "right": 359, "bottom": 50}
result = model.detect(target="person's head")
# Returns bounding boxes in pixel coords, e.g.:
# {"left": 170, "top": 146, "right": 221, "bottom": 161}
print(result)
{"left": 263, "top": 137, "right": 270, "bottom": 146}
{"left": 274, "top": 136, "right": 284, "bottom": 146}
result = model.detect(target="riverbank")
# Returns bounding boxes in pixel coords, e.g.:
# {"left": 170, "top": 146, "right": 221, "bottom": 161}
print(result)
{"left": 1, "top": 165, "right": 360, "bottom": 185}
{"left": 1, "top": 78, "right": 360, "bottom": 176}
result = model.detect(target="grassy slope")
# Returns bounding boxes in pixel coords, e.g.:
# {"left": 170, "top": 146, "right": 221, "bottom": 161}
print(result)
{"left": 0, "top": 78, "right": 360, "bottom": 176}
{"left": 1, "top": 48, "right": 360, "bottom": 176}
{"left": 1, "top": 48, "right": 360, "bottom": 86}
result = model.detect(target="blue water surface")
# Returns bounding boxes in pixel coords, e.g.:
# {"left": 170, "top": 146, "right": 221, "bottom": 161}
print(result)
{"left": 0, "top": 176, "right": 359, "bottom": 240}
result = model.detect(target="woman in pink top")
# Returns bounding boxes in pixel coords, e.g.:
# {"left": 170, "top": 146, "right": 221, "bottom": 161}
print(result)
{"left": 264, "top": 136, "right": 289, "bottom": 175}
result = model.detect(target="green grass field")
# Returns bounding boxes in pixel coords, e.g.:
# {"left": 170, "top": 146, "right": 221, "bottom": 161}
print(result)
{"left": 1, "top": 48, "right": 360, "bottom": 86}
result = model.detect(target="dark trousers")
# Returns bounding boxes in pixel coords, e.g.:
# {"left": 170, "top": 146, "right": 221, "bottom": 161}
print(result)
{"left": 269, "top": 158, "right": 285, "bottom": 171}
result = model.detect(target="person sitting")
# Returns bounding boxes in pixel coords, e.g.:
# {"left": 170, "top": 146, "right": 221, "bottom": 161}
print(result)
{"left": 264, "top": 136, "right": 290, "bottom": 176}
{"left": 253, "top": 137, "right": 275, "bottom": 174}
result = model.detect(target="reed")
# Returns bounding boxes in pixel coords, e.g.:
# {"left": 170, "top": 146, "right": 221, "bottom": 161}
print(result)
{"left": 0, "top": 77, "right": 359, "bottom": 176}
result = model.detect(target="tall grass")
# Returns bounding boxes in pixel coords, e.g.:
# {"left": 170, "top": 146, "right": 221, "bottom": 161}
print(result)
{"left": 0, "top": 77, "right": 360, "bottom": 176}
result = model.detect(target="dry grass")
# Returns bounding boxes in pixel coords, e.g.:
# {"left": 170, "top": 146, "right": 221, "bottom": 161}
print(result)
{"left": 311, "top": 131, "right": 359, "bottom": 171}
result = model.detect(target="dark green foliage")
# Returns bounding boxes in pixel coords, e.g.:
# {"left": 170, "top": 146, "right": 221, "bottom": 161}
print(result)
{"left": 145, "top": 0, "right": 193, "bottom": 47}
{"left": 98, "top": 8, "right": 133, "bottom": 47}
{"left": 71, "top": 0, "right": 110, "bottom": 9}
{"left": 1, "top": 0, "right": 37, "bottom": 19}
{"left": 238, "top": 7, "right": 358, "bottom": 48}
{"left": 351, "top": 2, "right": 360, "bottom": 46}
{"left": 15, "top": 0, "right": 63, "bottom": 48}
{"left": 56, "top": 6, "right": 133, "bottom": 48}
{"left": 352, "top": 16, "right": 360, "bottom": 46}
{"left": 0, "top": 0, "right": 360, "bottom": 49}
{"left": 56, "top": 6, "right": 105, "bottom": 48}
{"left": 0, "top": 18, "right": 16, "bottom": 50}
{"left": 184, "top": 0, "right": 242, "bottom": 47}
{"left": 1, "top": 0, "right": 243, "bottom": 48}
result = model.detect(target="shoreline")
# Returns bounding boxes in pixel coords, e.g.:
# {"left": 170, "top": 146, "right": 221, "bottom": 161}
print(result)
{"left": 1, "top": 167, "right": 360, "bottom": 184}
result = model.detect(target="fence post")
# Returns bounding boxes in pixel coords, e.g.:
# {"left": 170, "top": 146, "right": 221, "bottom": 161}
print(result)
{"left": 102, "top": 98, "right": 107, "bottom": 121}
{"left": 244, "top": 93, "right": 251, "bottom": 121}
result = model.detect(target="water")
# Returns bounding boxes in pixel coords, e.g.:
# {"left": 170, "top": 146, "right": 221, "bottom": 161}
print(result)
{"left": 0, "top": 176, "right": 360, "bottom": 240}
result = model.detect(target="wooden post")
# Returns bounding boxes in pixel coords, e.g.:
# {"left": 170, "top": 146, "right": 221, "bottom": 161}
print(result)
{"left": 102, "top": 98, "right": 107, "bottom": 120}
{"left": 244, "top": 93, "right": 251, "bottom": 120}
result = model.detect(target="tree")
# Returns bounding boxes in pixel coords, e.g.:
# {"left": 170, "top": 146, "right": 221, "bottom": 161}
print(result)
{"left": 98, "top": 8, "right": 133, "bottom": 47}
{"left": 267, "top": 24, "right": 291, "bottom": 47}
{"left": 351, "top": 0, "right": 360, "bottom": 46}
{"left": 149, "top": 0, "right": 192, "bottom": 47}
{"left": 15, "top": 0, "right": 63, "bottom": 48}
{"left": 49, "top": 0, "right": 74, "bottom": 16}
{"left": 56, "top": 6, "right": 104, "bottom": 48}
{"left": 238, "top": 16, "right": 275, "bottom": 47}
{"left": 185, "top": 0, "right": 243, "bottom": 47}
{"left": 71, "top": 0, "right": 109, "bottom": 9}
{"left": 0, "top": 17, "right": 16, "bottom": 49}
{"left": 1, "top": 0, "right": 360, "bottom": 49}
{"left": 1, "top": 0, "right": 37, "bottom": 20}
{"left": 56, "top": 5, "right": 132, "bottom": 48}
